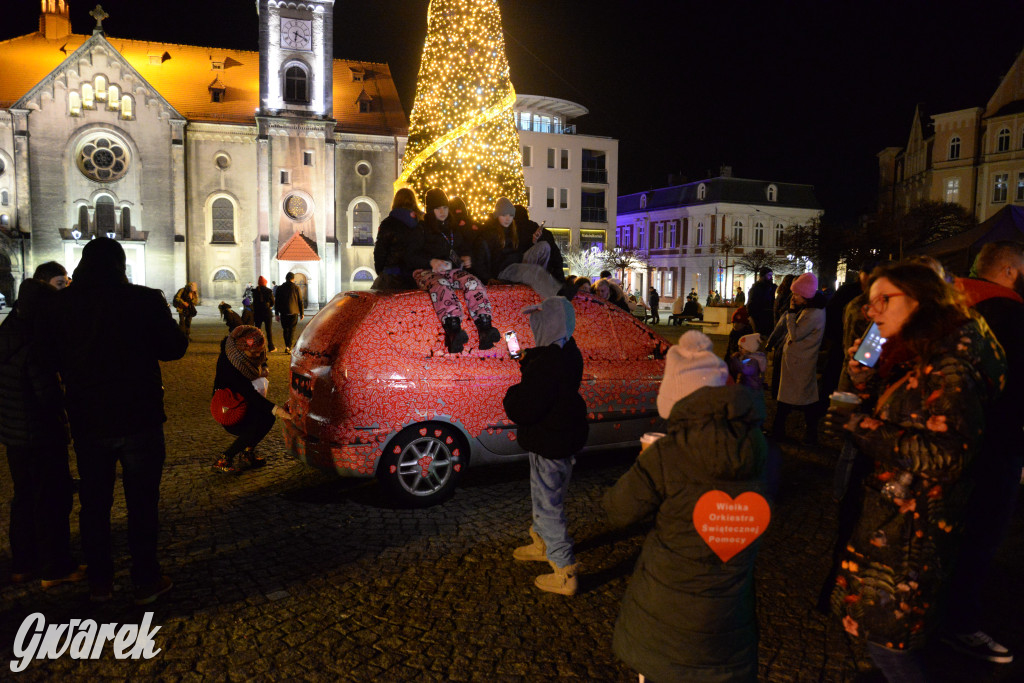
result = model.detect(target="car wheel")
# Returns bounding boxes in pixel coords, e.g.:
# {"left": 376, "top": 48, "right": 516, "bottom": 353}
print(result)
{"left": 378, "top": 423, "right": 468, "bottom": 507}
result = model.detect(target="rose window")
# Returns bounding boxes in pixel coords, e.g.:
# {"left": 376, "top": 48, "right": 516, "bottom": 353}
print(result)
{"left": 77, "top": 134, "right": 130, "bottom": 182}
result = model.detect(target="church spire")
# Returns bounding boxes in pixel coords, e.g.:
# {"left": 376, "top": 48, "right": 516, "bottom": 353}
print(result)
{"left": 40, "top": 0, "right": 72, "bottom": 40}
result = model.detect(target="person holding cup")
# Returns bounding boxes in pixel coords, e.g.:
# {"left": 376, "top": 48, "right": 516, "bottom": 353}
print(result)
{"left": 826, "top": 263, "right": 1006, "bottom": 681}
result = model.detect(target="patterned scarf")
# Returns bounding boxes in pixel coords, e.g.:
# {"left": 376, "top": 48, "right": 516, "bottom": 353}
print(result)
{"left": 225, "top": 326, "right": 269, "bottom": 380}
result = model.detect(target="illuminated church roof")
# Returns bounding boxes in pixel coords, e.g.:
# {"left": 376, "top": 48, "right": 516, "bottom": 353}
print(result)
{"left": 0, "top": 14, "right": 407, "bottom": 135}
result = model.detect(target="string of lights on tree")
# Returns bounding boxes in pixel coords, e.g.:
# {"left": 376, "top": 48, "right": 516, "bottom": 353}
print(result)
{"left": 397, "top": 0, "right": 528, "bottom": 220}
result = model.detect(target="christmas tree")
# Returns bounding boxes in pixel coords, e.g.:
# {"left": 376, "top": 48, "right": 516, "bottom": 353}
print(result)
{"left": 397, "top": 0, "right": 527, "bottom": 221}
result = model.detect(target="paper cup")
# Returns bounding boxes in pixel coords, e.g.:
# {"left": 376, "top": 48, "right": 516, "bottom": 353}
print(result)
{"left": 828, "top": 392, "right": 862, "bottom": 418}
{"left": 640, "top": 432, "right": 665, "bottom": 451}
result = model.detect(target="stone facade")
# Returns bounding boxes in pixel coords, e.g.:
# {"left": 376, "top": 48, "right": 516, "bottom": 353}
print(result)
{"left": 0, "top": 1, "right": 408, "bottom": 305}
{"left": 879, "top": 46, "right": 1024, "bottom": 223}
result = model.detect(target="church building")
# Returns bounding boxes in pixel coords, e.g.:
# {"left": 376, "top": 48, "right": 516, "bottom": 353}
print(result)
{"left": 0, "top": 1, "right": 408, "bottom": 306}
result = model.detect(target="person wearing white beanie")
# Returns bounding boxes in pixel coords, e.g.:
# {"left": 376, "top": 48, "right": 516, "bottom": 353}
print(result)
{"left": 657, "top": 331, "right": 730, "bottom": 418}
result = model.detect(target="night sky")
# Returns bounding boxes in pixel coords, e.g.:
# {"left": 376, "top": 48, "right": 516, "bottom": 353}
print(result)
{"left": 7, "top": 0, "right": 1024, "bottom": 222}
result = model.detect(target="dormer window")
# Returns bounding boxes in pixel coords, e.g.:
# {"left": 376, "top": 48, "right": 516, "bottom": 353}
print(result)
{"left": 356, "top": 89, "right": 373, "bottom": 113}
{"left": 209, "top": 76, "right": 226, "bottom": 103}
{"left": 639, "top": 194, "right": 647, "bottom": 209}
{"left": 697, "top": 183, "right": 706, "bottom": 200}
{"left": 767, "top": 184, "right": 778, "bottom": 202}
{"left": 211, "top": 61, "right": 224, "bottom": 70}
{"left": 349, "top": 67, "right": 365, "bottom": 82}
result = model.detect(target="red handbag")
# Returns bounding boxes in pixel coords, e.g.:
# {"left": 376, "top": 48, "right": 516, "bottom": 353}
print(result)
{"left": 210, "top": 388, "right": 247, "bottom": 426}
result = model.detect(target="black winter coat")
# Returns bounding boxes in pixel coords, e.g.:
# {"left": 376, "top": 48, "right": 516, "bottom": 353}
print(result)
{"left": 406, "top": 217, "right": 473, "bottom": 272}
{"left": 373, "top": 210, "right": 421, "bottom": 287}
{"left": 0, "top": 279, "right": 69, "bottom": 447}
{"left": 747, "top": 280, "right": 777, "bottom": 335}
{"left": 503, "top": 338, "right": 588, "bottom": 459}
{"left": 474, "top": 215, "right": 522, "bottom": 282}
{"left": 39, "top": 280, "right": 188, "bottom": 441}
{"left": 252, "top": 285, "right": 274, "bottom": 319}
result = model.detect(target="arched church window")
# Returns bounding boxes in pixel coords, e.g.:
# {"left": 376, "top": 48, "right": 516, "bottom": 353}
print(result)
{"left": 94, "top": 76, "right": 107, "bottom": 101}
{"left": 211, "top": 197, "right": 235, "bottom": 244}
{"left": 284, "top": 66, "right": 309, "bottom": 104}
{"left": 120, "top": 95, "right": 133, "bottom": 120}
{"left": 82, "top": 83, "right": 94, "bottom": 108}
{"left": 69, "top": 91, "right": 81, "bottom": 116}
{"left": 77, "top": 205, "right": 90, "bottom": 235}
{"left": 351, "top": 201, "right": 373, "bottom": 246}
{"left": 95, "top": 196, "right": 116, "bottom": 235}
{"left": 107, "top": 85, "right": 119, "bottom": 109}
{"left": 120, "top": 206, "right": 131, "bottom": 238}
{"left": 212, "top": 268, "right": 237, "bottom": 299}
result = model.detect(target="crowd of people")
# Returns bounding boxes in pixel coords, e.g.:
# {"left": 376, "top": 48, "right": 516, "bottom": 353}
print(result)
{"left": 2, "top": 205, "right": 1022, "bottom": 680}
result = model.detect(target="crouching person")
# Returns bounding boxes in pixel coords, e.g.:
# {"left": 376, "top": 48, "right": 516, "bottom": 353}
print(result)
{"left": 211, "top": 326, "right": 292, "bottom": 473}
{"left": 503, "top": 297, "right": 588, "bottom": 595}
{"left": 603, "top": 330, "right": 768, "bottom": 682}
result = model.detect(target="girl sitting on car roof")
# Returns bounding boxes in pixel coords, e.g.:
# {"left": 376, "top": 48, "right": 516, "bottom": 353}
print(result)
{"left": 405, "top": 188, "right": 501, "bottom": 354}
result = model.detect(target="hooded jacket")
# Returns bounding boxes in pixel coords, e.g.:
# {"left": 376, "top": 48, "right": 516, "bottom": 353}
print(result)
{"left": 0, "top": 279, "right": 69, "bottom": 447}
{"left": 503, "top": 297, "right": 588, "bottom": 458}
{"left": 833, "top": 317, "right": 1006, "bottom": 650}
{"left": 373, "top": 208, "right": 421, "bottom": 286}
{"left": 603, "top": 384, "right": 767, "bottom": 683}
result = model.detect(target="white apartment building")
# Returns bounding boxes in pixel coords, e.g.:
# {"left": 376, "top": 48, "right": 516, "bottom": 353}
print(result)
{"left": 617, "top": 172, "right": 822, "bottom": 302}
{"left": 514, "top": 95, "right": 618, "bottom": 254}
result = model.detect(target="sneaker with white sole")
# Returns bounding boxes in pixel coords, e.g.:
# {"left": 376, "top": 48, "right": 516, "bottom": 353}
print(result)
{"left": 940, "top": 630, "right": 1013, "bottom": 664}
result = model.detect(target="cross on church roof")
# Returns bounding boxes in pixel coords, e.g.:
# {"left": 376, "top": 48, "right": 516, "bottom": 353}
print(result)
{"left": 89, "top": 4, "right": 109, "bottom": 35}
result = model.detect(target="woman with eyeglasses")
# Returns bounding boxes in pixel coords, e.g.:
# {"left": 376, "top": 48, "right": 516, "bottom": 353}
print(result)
{"left": 827, "top": 263, "right": 1006, "bottom": 681}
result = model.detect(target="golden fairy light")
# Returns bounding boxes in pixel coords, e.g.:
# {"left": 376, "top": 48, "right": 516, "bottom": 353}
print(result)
{"left": 397, "top": 0, "right": 528, "bottom": 220}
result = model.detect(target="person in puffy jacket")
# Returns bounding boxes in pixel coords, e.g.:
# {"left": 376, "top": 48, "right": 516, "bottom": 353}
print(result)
{"left": 372, "top": 187, "right": 422, "bottom": 290}
{"left": 0, "top": 270, "right": 83, "bottom": 587}
{"left": 212, "top": 326, "right": 292, "bottom": 473}
{"left": 504, "top": 296, "right": 588, "bottom": 596}
{"left": 605, "top": 330, "right": 768, "bottom": 682}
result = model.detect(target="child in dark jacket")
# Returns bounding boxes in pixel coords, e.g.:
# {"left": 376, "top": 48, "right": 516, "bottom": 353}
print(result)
{"left": 503, "top": 296, "right": 588, "bottom": 596}
{"left": 728, "top": 332, "right": 767, "bottom": 391}
{"left": 212, "top": 326, "right": 291, "bottom": 473}
{"left": 605, "top": 331, "right": 768, "bottom": 681}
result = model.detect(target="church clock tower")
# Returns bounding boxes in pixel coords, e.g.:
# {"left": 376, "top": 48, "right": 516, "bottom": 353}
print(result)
{"left": 257, "top": 0, "right": 335, "bottom": 117}
{"left": 255, "top": 0, "right": 337, "bottom": 308}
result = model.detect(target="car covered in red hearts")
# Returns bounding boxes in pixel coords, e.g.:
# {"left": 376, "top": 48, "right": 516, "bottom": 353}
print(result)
{"left": 283, "top": 285, "right": 668, "bottom": 505}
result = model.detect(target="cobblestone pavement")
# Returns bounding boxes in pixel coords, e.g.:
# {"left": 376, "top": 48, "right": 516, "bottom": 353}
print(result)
{"left": 1, "top": 313, "right": 1022, "bottom": 680}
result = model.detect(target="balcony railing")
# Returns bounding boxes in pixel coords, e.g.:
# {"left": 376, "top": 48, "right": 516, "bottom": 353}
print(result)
{"left": 581, "top": 168, "right": 608, "bottom": 184}
{"left": 581, "top": 207, "right": 607, "bottom": 223}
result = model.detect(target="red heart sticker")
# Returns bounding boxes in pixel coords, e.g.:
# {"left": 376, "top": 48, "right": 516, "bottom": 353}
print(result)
{"left": 693, "top": 491, "right": 770, "bottom": 562}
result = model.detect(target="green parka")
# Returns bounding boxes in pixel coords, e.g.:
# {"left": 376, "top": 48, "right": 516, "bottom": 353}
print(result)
{"left": 603, "top": 384, "right": 768, "bottom": 683}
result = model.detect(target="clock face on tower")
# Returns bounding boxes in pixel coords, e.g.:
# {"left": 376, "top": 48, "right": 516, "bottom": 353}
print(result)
{"left": 280, "top": 18, "right": 312, "bottom": 51}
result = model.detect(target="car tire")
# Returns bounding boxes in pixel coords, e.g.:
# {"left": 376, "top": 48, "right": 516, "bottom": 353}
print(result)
{"left": 377, "top": 423, "right": 469, "bottom": 507}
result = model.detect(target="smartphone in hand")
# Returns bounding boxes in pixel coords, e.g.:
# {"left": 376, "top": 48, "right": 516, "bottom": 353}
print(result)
{"left": 852, "top": 321, "right": 886, "bottom": 367}
{"left": 505, "top": 330, "right": 521, "bottom": 359}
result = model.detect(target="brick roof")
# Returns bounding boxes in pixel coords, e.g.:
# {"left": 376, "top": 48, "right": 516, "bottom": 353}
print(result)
{"left": 0, "top": 30, "right": 407, "bottom": 135}
{"left": 277, "top": 232, "right": 320, "bottom": 262}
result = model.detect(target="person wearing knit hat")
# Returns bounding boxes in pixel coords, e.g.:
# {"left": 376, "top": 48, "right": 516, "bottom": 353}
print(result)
{"left": 657, "top": 331, "right": 730, "bottom": 418}
{"left": 211, "top": 325, "right": 292, "bottom": 473}
{"left": 729, "top": 333, "right": 768, "bottom": 391}
{"left": 504, "top": 296, "right": 588, "bottom": 596}
{"left": 252, "top": 276, "right": 277, "bottom": 352}
{"left": 791, "top": 272, "right": 818, "bottom": 300}
{"left": 765, "top": 271, "right": 827, "bottom": 444}
{"left": 603, "top": 331, "right": 767, "bottom": 682}
{"left": 473, "top": 197, "right": 521, "bottom": 282}
{"left": 725, "top": 305, "right": 754, "bottom": 358}
{"left": 408, "top": 188, "right": 501, "bottom": 353}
